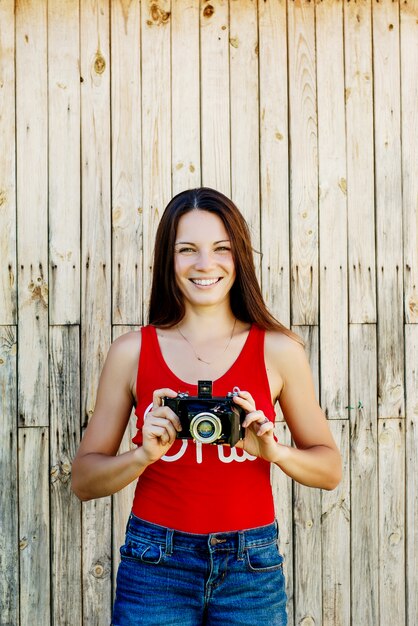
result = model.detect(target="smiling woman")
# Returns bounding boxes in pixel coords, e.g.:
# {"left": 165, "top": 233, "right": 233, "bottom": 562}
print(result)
{"left": 71, "top": 187, "right": 342, "bottom": 626}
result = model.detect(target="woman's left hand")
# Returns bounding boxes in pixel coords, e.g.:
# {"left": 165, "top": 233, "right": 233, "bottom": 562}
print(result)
{"left": 233, "top": 390, "right": 281, "bottom": 461}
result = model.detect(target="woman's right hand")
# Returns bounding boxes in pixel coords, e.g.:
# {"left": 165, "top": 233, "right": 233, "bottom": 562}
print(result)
{"left": 139, "top": 388, "right": 182, "bottom": 464}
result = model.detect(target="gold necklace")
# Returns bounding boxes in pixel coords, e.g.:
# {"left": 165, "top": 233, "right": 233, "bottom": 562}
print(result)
{"left": 176, "top": 318, "right": 237, "bottom": 365}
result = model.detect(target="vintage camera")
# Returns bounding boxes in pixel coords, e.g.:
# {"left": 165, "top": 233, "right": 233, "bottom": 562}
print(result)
{"left": 163, "top": 380, "right": 245, "bottom": 446}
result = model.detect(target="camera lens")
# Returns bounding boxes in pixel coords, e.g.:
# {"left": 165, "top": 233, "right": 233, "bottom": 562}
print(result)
{"left": 189, "top": 412, "right": 222, "bottom": 444}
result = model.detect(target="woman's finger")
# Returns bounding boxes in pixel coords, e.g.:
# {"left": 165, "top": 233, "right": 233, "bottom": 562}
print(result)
{"left": 152, "top": 388, "right": 177, "bottom": 411}
{"left": 144, "top": 418, "right": 178, "bottom": 445}
{"left": 243, "top": 410, "right": 274, "bottom": 436}
{"left": 147, "top": 406, "right": 182, "bottom": 432}
{"left": 242, "top": 410, "right": 266, "bottom": 427}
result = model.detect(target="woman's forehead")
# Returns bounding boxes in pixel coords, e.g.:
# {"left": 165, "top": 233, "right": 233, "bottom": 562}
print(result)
{"left": 175, "top": 210, "right": 229, "bottom": 241}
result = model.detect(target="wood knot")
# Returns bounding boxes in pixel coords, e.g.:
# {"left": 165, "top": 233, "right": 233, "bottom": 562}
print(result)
{"left": 19, "top": 537, "right": 28, "bottom": 551}
{"left": 150, "top": 3, "right": 171, "bottom": 25}
{"left": 94, "top": 53, "right": 106, "bottom": 75}
{"left": 203, "top": 4, "right": 215, "bottom": 17}
{"left": 28, "top": 278, "right": 48, "bottom": 308}
{"left": 389, "top": 530, "right": 402, "bottom": 546}
{"left": 93, "top": 564, "right": 104, "bottom": 578}
{"left": 90, "top": 559, "right": 110, "bottom": 579}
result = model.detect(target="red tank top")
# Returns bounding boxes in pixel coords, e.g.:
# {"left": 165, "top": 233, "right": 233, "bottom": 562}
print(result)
{"left": 131, "top": 324, "right": 276, "bottom": 533}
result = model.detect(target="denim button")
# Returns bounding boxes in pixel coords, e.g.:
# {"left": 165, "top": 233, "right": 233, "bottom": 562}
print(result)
{"left": 210, "top": 536, "right": 227, "bottom": 545}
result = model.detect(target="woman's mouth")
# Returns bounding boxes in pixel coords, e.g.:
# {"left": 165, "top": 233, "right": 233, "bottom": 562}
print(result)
{"left": 189, "top": 278, "right": 222, "bottom": 286}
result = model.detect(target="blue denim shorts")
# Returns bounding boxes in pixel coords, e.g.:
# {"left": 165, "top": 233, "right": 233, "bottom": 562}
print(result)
{"left": 112, "top": 513, "right": 287, "bottom": 626}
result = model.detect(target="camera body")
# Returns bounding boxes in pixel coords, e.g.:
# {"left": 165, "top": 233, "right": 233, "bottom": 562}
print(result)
{"left": 163, "top": 380, "right": 245, "bottom": 447}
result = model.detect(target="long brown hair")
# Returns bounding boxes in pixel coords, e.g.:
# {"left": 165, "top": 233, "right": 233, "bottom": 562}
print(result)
{"left": 148, "top": 187, "right": 302, "bottom": 344}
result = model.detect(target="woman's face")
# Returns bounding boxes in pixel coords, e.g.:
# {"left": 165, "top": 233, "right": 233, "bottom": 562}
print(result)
{"left": 174, "top": 210, "right": 236, "bottom": 311}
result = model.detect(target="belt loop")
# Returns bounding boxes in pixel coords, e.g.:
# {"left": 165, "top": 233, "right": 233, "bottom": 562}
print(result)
{"left": 237, "top": 531, "right": 245, "bottom": 560}
{"left": 166, "top": 528, "right": 174, "bottom": 556}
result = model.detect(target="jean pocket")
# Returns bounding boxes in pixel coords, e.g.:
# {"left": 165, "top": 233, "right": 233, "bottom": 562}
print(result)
{"left": 245, "top": 541, "right": 284, "bottom": 573}
{"left": 120, "top": 536, "right": 164, "bottom": 565}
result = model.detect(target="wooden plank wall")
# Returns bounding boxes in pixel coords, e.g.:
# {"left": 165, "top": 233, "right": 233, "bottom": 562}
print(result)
{"left": 0, "top": 1, "right": 417, "bottom": 624}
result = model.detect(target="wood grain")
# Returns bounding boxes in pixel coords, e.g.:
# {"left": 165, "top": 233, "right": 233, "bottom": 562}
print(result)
{"left": 288, "top": 0, "right": 318, "bottom": 326}
{"left": 0, "top": 0, "right": 16, "bottom": 324}
{"left": 344, "top": 0, "right": 376, "bottom": 324}
{"left": 349, "top": 323, "right": 379, "bottom": 626}
{"left": 401, "top": 0, "right": 418, "bottom": 323}
{"left": 80, "top": 0, "right": 112, "bottom": 622}
{"left": 19, "top": 427, "right": 50, "bottom": 626}
{"left": 200, "top": 0, "right": 231, "bottom": 196}
{"left": 259, "top": 0, "right": 290, "bottom": 326}
{"left": 171, "top": 0, "right": 201, "bottom": 194}
{"left": 111, "top": 0, "right": 143, "bottom": 325}
{"left": 48, "top": 0, "right": 80, "bottom": 324}
{"left": 50, "top": 326, "right": 82, "bottom": 626}
{"left": 0, "top": 327, "right": 18, "bottom": 624}
{"left": 378, "top": 418, "right": 405, "bottom": 626}
{"left": 373, "top": 0, "right": 404, "bottom": 419}
{"left": 405, "top": 324, "right": 418, "bottom": 625}
{"left": 141, "top": 0, "right": 172, "bottom": 321}
{"left": 230, "top": 0, "right": 260, "bottom": 253}
{"left": 16, "top": 0, "right": 49, "bottom": 427}
{"left": 316, "top": 0, "right": 348, "bottom": 420}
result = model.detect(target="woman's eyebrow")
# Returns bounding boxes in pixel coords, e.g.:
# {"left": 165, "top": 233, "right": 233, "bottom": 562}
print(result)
{"left": 174, "top": 239, "right": 231, "bottom": 245}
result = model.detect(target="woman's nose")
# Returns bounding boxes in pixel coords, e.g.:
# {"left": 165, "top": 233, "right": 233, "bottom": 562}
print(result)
{"left": 194, "top": 250, "right": 213, "bottom": 270}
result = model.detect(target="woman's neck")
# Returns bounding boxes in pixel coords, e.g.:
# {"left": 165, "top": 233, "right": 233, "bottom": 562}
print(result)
{"left": 178, "top": 307, "right": 236, "bottom": 341}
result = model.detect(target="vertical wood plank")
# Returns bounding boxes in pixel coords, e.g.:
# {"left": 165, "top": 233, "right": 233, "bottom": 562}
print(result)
{"left": 111, "top": 0, "right": 143, "bottom": 325}
{"left": 292, "top": 325, "right": 322, "bottom": 625}
{"left": 230, "top": 0, "right": 260, "bottom": 249}
{"left": 401, "top": 0, "right": 418, "bottom": 323}
{"left": 16, "top": 0, "right": 49, "bottom": 427}
{"left": 0, "top": 0, "right": 16, "bottom": 324}
{"left": 111, "top": 325, "right": 140, "bottom": 599}
{"left": 200, "top": 0, "right": 231, "bottom": 196}
{"left": 171, "top": 0, "right": 201, "bottom": 194}
{"left": 80, "top": 0, "right": 112, "bottom": 622}
{"left": 349, "top": 323, "right": 379, "bottom": 626}
{"left": 141, "top": 0, "right": 172, "bottom": 321}
{"left": 344, "top": 0, "right": 376, "bottom": 323}
{"left": 0, "top": 327, "right": 18, "bottom": 624}
{"left": 373, "top": 0, "right": 404, "bottom": 418}
{"left": 316, "top": 0, "right": 348, "bottom": 419}
{"left": 405, "top": 324, "right": 418, "bottom": 625}
{"left": 50, "top": 326, "right": 82, "bottom": 626}
{"left": 288, "top": 0, "right": 318, "bottom": 325}
{"left": 258, "top": 0, "right": 290, "bottom": 325}
{"left": 378, "top": 418, "right": 405, "bottom": 626}
{"left": 18, "top": 427, "right": 50, "bottom": 626}
{"left": 271, "top": 422, "right": 294, "bottom": 626}
{"left": 321, "top": 421, "right": 350, "bottom": 626}
{"left": 48, "top": 0, "right": 81, "bottom": 324}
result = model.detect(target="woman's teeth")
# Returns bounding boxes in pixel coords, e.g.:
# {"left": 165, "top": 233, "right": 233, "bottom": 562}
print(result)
{"left": 191, "top": 278, "right": 220, "bottom": 286}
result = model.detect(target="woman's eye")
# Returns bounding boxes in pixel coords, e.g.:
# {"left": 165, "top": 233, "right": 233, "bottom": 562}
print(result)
{"left": 178, "top": 247, "right": 195, "bottom": 254}
{"left": 215, "top": 246, "right": 231, "bottom": 253}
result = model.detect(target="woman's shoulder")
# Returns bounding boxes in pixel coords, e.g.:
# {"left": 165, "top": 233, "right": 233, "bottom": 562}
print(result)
{"left": 106, "top": 329, "right": 144, "bottom": 397}
{"left": 264, "top": 328, "right": 306, "bottom": 370}
{"left": 107, "top": 328, "right": 142, "bottom": 369}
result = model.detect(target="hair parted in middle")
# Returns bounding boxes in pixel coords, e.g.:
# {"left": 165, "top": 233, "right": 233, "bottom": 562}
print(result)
{"left": 148, "top": 187, "right": 302, "bottom": 344}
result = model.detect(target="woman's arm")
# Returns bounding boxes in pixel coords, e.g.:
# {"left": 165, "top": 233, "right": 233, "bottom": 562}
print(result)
{"left": 234, "top": 332, "right": 342, "bottom": 490}
{"left": 71, "top": 332, "right": 182, "bottom": 501}
{"left": 71, "top": 332, "right": 146, "bottom": 501}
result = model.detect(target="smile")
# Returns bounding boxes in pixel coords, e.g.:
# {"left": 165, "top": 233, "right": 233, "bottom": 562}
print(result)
{"left": 189, "top": 278, "right": 222, "bottom": 286}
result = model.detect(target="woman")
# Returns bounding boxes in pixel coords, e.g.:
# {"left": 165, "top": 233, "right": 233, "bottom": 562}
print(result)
{"left": 72, "top": 187, "right": 342, "bottom": 626}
